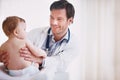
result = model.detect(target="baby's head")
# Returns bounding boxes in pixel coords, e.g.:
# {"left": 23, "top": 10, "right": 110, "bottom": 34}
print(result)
{"left": 2, "top": 16, "right": 26, "bottom": 39}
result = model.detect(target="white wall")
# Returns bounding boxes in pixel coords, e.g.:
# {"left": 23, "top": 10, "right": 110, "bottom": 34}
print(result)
{"left": 0, "top": 0, "right": 50, "bottom": 45}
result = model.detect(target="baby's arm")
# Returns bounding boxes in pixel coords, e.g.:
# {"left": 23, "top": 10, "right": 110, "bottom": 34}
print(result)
{"left": 26, "top": 41, "right": 46, "bottom": 59}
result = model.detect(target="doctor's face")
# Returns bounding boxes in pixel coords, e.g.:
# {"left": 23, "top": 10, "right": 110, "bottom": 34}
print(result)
{"left": 50, "top": 9, "right": 72, "bottom": 37}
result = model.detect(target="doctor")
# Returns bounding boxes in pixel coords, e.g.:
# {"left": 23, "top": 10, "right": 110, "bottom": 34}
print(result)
{"left": 21, "top": 0, "right": 80, "bottom": 79}
{"left": 0, "top": 0, "right": 80, "bottom": 80}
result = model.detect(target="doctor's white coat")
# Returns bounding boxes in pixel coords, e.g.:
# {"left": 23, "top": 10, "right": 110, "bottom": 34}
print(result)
{"left": 27, "top": 27, "right": 81, "bottom": 80}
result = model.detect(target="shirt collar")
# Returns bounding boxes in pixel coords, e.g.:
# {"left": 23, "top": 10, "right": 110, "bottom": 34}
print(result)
{"left": 50, "top": 30, "right": 69, "bottom": 43}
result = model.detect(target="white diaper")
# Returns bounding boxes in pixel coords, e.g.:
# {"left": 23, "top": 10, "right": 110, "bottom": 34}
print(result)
{"left": 8, "top": 62, "right": 39, "bottom": 77}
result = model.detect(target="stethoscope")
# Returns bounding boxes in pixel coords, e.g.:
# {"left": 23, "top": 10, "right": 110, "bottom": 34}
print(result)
{"left": 45, "top": 28, "right": 70, "bottom": 56}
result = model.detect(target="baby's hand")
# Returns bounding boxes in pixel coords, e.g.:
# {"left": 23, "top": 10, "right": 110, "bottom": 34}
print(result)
{"left": 38, "top": 49, "right": 47, "bottom": 58}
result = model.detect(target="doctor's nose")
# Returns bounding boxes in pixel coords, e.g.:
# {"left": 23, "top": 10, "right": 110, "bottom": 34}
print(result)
{"left": 51, "top": 20, "right": 58, "bottom": 25}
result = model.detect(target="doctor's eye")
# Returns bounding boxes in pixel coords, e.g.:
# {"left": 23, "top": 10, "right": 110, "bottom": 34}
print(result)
{"left": 50, "top": 16, "right": 54, "bottom": 20}
{"left": 57, "top": 18, "right": 63, "bottom": 22}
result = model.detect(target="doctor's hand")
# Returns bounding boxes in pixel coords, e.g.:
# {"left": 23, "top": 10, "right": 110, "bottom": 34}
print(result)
{"left": 19, "top": 47, "right": 44, "bottom": 64}
{"left": 0, "top": 51, "right": 9, "bottom": 66}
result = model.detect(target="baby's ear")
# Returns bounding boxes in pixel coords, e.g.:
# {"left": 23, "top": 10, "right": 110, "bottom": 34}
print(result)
{"left": 13, "top": 28, "right": 19, "bottom": 36}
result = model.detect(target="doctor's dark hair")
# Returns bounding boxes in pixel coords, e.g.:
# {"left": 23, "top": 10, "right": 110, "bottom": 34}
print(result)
{"left": 50, "top": 0, "right": 75, "bottom": 19}
{"left": 2, "top": 16, "right": 25, "bottom": 37}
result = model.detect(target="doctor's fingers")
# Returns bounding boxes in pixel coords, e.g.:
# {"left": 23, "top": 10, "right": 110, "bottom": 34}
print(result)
{"left": 24, "top": 57, "right": 34, "bottom": 62}
{"left": 19, "top": 48, "right": 31, "bottom": 55}
{"left": 20, "top": 52, "right": 32, "bottom": 58}
{"left": 1, "top": 52, "right": 9, "bottom": 62}
{"left": 23, "top": 54, "right": 37, "bottom": 62}
{"left": 2, "top": 53, "right": 9, "bottom": 66}
{"left": 4, "top": 61, "right": 9, "bottom": 66}
{"left": 24, "top": 56, "right": 41, "bottom": 63}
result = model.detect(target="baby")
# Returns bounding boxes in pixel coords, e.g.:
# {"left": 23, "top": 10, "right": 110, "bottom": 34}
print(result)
{"left": 0, "top": 16, "right": 46, "bottom": 77}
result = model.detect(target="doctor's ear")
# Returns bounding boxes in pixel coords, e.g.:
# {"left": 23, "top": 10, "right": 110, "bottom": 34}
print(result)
{"left": 68, "top": 17, "right": 74, "bottom": 25}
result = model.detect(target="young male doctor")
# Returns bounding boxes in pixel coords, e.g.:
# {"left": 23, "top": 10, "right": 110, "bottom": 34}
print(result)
{"left": 0, "top": 0, "right": 80, "bottom": 80}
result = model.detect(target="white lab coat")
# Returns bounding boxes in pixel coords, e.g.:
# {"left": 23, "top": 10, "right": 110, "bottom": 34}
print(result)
{"left": 27, "top": 27, "right": 80, "bottom": 80}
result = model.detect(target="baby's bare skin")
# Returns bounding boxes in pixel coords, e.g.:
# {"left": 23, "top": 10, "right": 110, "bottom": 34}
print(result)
{"left": 0, "top": 38, "right": 34, "bottom": 70}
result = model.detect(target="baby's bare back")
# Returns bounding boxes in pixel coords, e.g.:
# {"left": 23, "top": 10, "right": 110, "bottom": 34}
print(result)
{"left": 1, "top": 39, "right": 31, "bottom": 70}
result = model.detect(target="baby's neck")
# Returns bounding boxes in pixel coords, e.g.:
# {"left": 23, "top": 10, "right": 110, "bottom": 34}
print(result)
{"left": 8, "top": 36, "right": 25, "bottom": 43}
{"left": 8, "top": 34, "right": 25, "bottom": 41}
